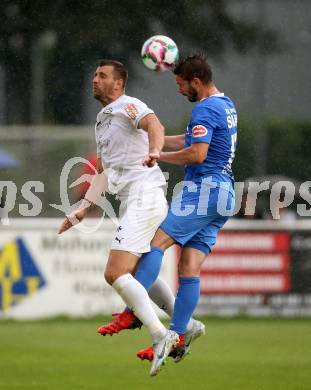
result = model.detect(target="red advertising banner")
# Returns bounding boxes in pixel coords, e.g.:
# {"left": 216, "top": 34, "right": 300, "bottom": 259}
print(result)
{"left": 201, "top": 254, "right": 289, "bottom": 272}
{"left": 213, "top": 232, "right": 290, "bottom": 252}
{"left": 200, "top": 273, "right": 290, "bottom": 294}
{"left": 201, "top": 232, "right": 290, "bottom": 294}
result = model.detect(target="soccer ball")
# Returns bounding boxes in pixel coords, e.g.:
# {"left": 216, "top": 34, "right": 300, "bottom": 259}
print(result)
{"left": 141, "top": 35, "right": 179, "bottom": 72}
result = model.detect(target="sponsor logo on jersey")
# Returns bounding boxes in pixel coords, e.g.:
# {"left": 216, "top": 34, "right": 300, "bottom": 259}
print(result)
{"left": 0, "top": 239, "right": 46, "bottom": 312}
{"left": 125, "top": 104, "right": 139, "bottom": 120}
{"left": 102, "top": 139, "right": 110, "bottom": 147}
{"left": 98, "top": 134, "right": 110, "bottom": 148}
{"left": 192, "top": 125, "right": 208, "bottom": 138}
{"left": 103, "top": 107, "right": 113, "bottom": 114}
{"left": 96, "top": 118, "right": 112, "bottom": 131}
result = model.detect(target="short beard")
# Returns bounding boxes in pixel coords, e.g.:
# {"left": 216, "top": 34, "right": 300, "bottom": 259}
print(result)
{"left": 93, "top": 92, "right": 108, "bottom": 106}
{"left": 187, "top": 86, "right": 198, "bottom": 102}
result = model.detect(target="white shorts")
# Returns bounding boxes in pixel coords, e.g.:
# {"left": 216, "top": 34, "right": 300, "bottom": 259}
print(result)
{"left": 110, "top": 184, "right": 167, "bottom": 254}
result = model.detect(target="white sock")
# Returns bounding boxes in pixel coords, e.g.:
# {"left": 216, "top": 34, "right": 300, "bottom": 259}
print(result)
{"left": 112, "top": 273, "right": 166, "bottom": 342}
{"left": 148, "top": 277, "right": 194, "bottom": 332}
{"left": 148, "top": 277, "right": 175, "bottom": 315}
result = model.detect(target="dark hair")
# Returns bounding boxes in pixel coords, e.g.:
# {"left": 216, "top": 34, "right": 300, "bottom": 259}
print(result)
{"left": 173, "top": 54, "right": 212, "bottom": 84}
{"left": 96, "top": 59, "right": 128, "bottom": 88}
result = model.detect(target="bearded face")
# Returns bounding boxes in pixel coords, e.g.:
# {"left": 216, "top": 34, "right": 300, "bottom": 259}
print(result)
{"left": 93, "top": 66, "right": 117, "bottom": 105}
{"left": 175, "top": 75, "right": 199, "bottom": 102}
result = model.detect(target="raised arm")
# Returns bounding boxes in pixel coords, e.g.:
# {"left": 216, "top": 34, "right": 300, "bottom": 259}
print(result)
{"left": 139, "top": 113, "right": 165, "bottom": 167}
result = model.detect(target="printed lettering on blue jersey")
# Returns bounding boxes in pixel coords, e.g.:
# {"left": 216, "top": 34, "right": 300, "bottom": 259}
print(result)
{"left": 184, "top": 94, "right": 238, "bottom": 189}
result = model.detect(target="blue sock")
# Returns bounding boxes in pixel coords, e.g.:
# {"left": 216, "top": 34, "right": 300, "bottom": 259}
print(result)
{"left": 124, "top": 246, "right": 164, "bottom": 312}
{"left": 170, "top": 277, "right": 200, "bottom": 335}
{"left": 135, "top": 246, "right": 164, "bottom": 290}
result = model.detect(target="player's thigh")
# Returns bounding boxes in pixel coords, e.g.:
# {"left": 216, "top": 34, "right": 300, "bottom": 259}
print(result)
{"left": 111, "top": 186, "right": 167, "bottom": 253}
{"left": 183, "top": 188, "right": 234, "bottom": 253}
{"left": 150, "top": 227, "right": 176, "bottom": 250}
{"left": 104, "top": 250, "right": 140, "bottom": 284}
{"left": 184, "top": 215, "right": 229, "bottom": 259}
{"left": 160, "top": 185, "right": 221, "bottom": 246}
{"left": 160, "top": 201, "right": 209, "bottom": 247}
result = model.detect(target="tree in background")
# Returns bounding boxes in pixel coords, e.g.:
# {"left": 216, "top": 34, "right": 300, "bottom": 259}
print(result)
{"left": 0, "top": 0, "right": 278, "bottom": 124}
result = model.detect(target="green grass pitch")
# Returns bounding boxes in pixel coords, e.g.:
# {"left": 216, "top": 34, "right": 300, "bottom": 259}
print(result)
{"left": 0, "top": 317, "right": 310, "bottom": 390}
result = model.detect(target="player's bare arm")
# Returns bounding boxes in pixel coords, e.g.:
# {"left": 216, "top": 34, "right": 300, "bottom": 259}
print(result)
{"left": 159, "top": 142, "right": 209, "bottom": 165}
{"left": 164, "top": 134, "right": 185, "bottom": 150}
{"left": 58, "top": 157, "right": 106, "bottom": 234}
{"left": 139, "top": 113, "right": 165, "bottom": 167}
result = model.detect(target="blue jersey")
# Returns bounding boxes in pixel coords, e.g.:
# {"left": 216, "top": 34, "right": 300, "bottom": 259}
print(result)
{"left": 184, "top": 94, "right": 238, "bottom": 188}
{"left": 160, "top": 93, "right": 237, "bottom": 254}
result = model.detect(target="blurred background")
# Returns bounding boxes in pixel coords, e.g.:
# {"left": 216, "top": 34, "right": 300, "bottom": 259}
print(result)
{"left": 1, "top": 0, "right": 311, "bottom": 217}
{"left": 1, "top": 0, "right": 311, "bottom": 319}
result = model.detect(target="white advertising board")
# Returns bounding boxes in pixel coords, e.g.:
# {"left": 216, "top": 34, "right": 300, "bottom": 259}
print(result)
{"left": 0, "top": 219, "right": 177, "bottom": 319}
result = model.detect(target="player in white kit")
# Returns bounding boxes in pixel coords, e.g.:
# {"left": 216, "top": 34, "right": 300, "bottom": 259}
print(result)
{"left": 58, "top": 60, "right": 179, "bottom": 375}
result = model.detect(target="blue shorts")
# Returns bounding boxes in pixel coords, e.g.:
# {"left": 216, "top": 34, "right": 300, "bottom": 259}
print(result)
{"left": 160, "top": 180, "right": 235, "bottom": 255}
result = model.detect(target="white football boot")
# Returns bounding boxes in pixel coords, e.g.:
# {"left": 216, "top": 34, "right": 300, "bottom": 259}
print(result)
{"left": 174, "top": 320, "right": 206, "bottom": 363}
{"left": 150, "top": 330, "right": 179, "bottom": 376}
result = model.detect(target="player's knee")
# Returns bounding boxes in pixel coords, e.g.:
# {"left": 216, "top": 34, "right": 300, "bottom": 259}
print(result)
{"left": 104, "top": 269, "right": 118, "bottom": 285}
{"left": 178, "top": 260, "right": 200, "bottom": 277}
{"left": 105, "top": 266, "right": 130, "bottom": 285}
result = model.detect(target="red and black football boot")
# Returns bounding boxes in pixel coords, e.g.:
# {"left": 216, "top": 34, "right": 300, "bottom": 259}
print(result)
{"left": 97, "top": 311, "right": 142, "bottom": 336}
{"left": 136, "top": 335, "right": 185, "bottom": 361}
{"left": 137, "top": 346, "right": 154, "bottom": 361}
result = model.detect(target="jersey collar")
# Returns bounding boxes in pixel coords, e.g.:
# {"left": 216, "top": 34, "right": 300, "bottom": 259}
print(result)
{"left": 200, "top": 93, "right": 224, "bottom": 102}
{"left": 101, "top": 94, "right": 126, "bottom": 112}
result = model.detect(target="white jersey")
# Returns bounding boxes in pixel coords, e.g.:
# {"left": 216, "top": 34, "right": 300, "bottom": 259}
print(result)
{"left": 95, "top": 94, "right": 166, "bottom": 196}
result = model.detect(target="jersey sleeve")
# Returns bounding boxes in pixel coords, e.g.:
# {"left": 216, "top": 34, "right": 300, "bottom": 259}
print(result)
{"left": 189, "top": 105, "right": 216, "bottom": 144}
{"left": 123, "top": 99, "right": 154, "bottom": 129}
{"left": 94, "top": 123, "right": 101, "bottom": 157}
{"left": 96, "top": 143, "right": 101, "bottom": 157}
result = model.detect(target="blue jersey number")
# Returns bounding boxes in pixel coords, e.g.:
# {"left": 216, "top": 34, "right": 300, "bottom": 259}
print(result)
{"left": 228, "top": 133, "right": 237, "bottom": 165}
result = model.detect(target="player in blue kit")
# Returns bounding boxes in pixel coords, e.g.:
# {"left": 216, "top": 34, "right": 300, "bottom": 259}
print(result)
{"left": 98, "top": 54, "right": 238, "bottom": 374}
{"left": 134, "top": 54, "right": 238, "bottom": 371}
